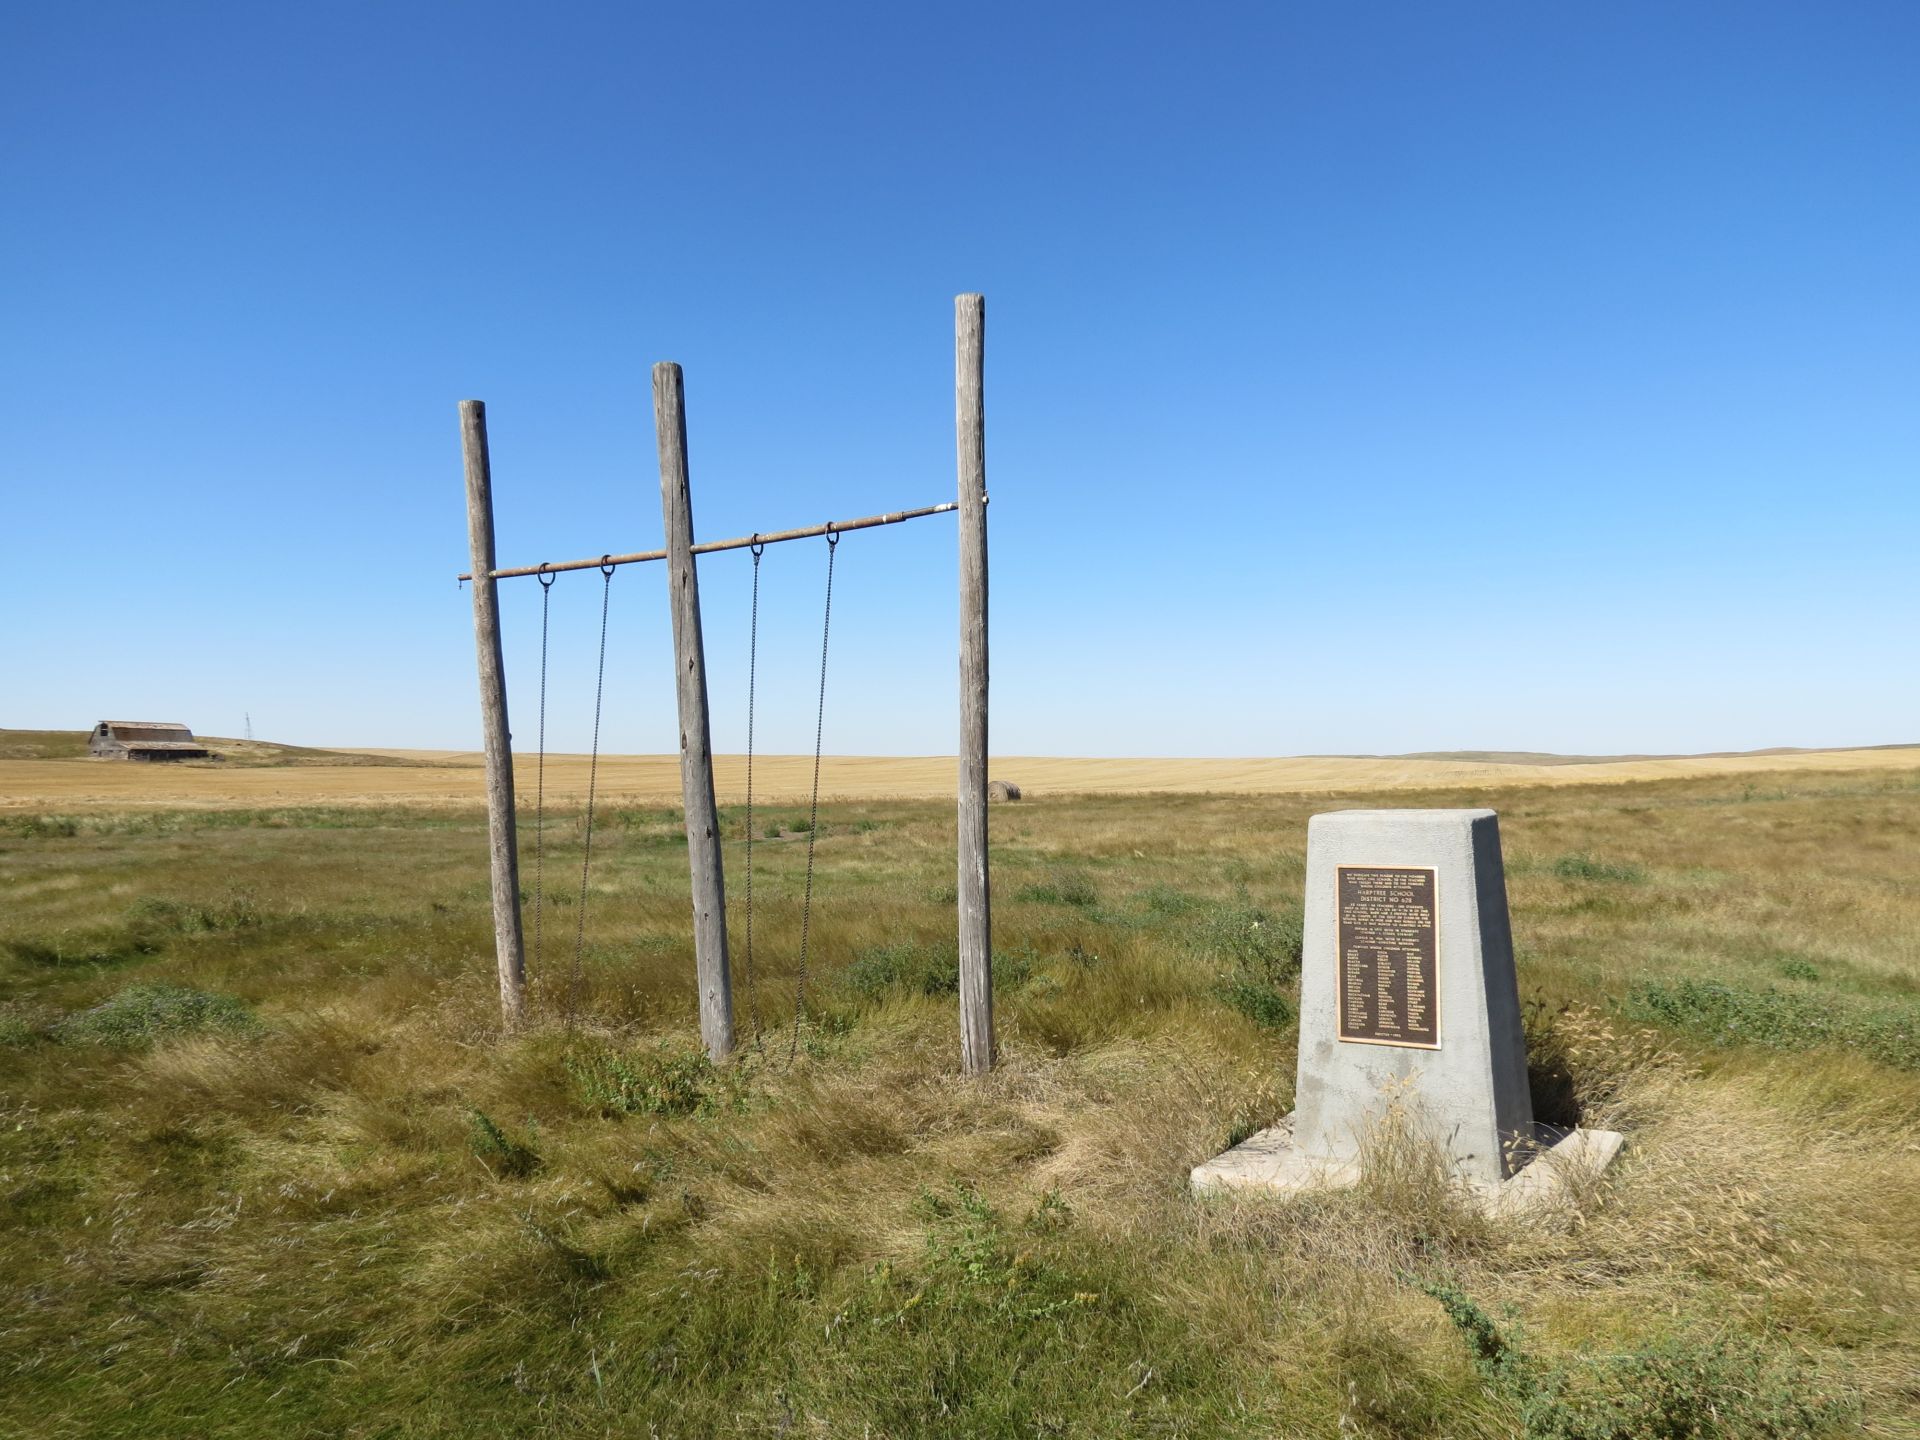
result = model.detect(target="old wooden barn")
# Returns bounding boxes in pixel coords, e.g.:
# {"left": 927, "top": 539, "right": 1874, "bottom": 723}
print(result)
{"left": 87, "top": 720, "right": 210, "bottom": 762}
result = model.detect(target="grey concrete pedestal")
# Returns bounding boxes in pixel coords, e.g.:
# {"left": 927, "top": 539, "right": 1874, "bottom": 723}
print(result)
{"left": 1191, "top": 808, "right": 1622, "bottom": 1213}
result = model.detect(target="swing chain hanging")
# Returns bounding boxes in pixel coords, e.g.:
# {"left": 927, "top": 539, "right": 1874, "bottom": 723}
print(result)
{"left": 788, "top": 524, "right": 838, "bottom": 1065}
{"left": 741, "top": 537, "right": 766, "bottom": 1053}
{"left": 565, "top": 558, "right": 615, "bottom": 1028}
{"left": 533, "top": 565, "right": 554, "bottom": 976}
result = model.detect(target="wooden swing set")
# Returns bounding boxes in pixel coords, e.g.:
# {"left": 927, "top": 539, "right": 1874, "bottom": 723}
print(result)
{"left": 456, "top": 295, "right": 994, "bottom": 1073}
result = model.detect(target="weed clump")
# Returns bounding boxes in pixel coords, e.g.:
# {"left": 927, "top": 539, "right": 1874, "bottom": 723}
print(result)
{"left": 565, "top": 1041, "right": 724, "bottom": 1117}
{"left": 1551, "top": 853, "right": 1648, "bottom": 885}
{"left": 1191, "top": 900, "right": 1302, "bottom": 1029}
{"left": 51, "top": 982, "right": 258, "bottom": 1047}
{"left": 1216, "top": 975, "right": 1294, "bottom": 1029}
{"left": 468, "top": 1110, "right": 540, "bottom": 1178}
{"left": 1194, "top": 900, "right": 1302, "bottom": 974}
{"left": 0, "top": 1014, "right": 37, "bottom": 1046}
{"left": 841, "top": 940, "right": 961, "bottom": 998}
{"left": 901, "top": 1184, "right": 1100, "bottom": 1322}
{"left": 1421, "top": 1280, "right": 1857, "bottom": 1439}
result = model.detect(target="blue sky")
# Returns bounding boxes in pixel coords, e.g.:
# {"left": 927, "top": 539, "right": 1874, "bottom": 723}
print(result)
{"left": 3, "top": 3, "right": 1914, "bottom": 757}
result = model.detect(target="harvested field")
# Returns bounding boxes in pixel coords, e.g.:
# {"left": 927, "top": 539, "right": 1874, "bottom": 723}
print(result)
{"left": 3, "top": 738, "right": 1918, "bottom": 810}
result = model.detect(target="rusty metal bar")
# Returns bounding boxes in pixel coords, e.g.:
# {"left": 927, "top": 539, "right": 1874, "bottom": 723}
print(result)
{"left": 457, "top": 500, "right": 959, "bottom": 582}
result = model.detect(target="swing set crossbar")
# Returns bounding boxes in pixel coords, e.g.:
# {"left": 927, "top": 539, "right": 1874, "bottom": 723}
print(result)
{"left": 458, "top": 500, "right": 959, "bottom": 582}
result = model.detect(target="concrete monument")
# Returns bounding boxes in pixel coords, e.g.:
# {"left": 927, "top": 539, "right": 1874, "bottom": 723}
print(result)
{"left": 1192, "top": 808, "right": 1622, "bottom": 1211}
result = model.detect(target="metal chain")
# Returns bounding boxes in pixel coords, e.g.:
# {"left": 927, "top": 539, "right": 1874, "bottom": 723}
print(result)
{"left": 742, "top": 540, "right": 765, "bottom": 1053}
{"left": 534, "top": 568, "right": 554, "bottom": 976}
{"left": 566, "top": 559, "right": 614, "bottom": 1029}
{"left": 787, "top": 527, "right": 837, "bottom": 1066}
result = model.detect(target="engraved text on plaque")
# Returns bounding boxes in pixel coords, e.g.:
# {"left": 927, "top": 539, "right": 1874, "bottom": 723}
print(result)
{"left": 1336, "top": 865, "right": 1440, "bottom": 1048}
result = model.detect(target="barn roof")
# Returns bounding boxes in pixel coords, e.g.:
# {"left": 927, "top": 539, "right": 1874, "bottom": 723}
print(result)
{"left": 100, "top": 720, "right": 195, "bottom": 741}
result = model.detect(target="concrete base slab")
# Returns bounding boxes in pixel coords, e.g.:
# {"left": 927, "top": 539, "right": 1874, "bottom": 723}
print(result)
{"left": 1486, "top": 1124, "right": 1626, "bottom": 1217}
{"left": 1190, "top": 1114, "right": 1625, "bottom": 1217}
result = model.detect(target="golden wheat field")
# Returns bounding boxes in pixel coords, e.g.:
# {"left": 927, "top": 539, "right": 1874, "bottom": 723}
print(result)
{"left": 4, "top": 741, "right": 1918, "bottom": 809}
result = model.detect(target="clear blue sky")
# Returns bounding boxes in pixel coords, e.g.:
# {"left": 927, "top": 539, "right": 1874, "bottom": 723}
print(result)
{"left": 4, "top": 3, "right": 1914, "bottom": 757}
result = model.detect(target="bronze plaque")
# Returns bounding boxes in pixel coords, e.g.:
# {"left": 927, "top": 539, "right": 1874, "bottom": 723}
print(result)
{"left": 1336, "top": 865, "right": 1440, "bottom": 1048}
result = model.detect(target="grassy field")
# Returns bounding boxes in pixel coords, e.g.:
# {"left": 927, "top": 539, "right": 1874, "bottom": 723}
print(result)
{"left": 3, "top": 759, "right": 1918, "bottom": 1436}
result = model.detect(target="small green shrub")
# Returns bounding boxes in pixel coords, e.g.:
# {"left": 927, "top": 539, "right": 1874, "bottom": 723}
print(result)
{"left": 1551, "top": 853, "right": 1647, "bottom": 885}
{"left": 51, "top": 983, "right": 258, "bottom": 1047}
{"left": 1779, "top": 958, "right": 1820, "bottom": 982}
{"left": 1422, "top": 1280, "right": 1856, "bottom": 1439}
{"left": 1625, "top": 977, "right": 1920, "bottom": 1070}
{"left": 1216, "top": 978, "right": 1295, "bottom": 1029}
{"left": 468, "top": 1109, "right": 540, "bottom": 1178}
{"left": 1422, "top": 1281, "right": 1530, "bottom": 1394}
{"left": 565, "top": 1042, "right": 717, "bottom": 1117}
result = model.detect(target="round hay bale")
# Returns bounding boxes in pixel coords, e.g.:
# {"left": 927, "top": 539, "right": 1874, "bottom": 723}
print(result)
{"left": 987, "top": 779, "right": 1022, "bottom": 802}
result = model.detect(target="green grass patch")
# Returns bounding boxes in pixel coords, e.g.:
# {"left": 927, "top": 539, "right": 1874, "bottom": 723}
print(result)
{"left": 4, "top": 926, "right": 164, "bottom": 969}
{"left": 126, "top": 890, "right": 265, "bottom": 936}
{"left": 0, "top": 806, "right": 473, "bottom": 838}
{"left": 1186, "top": 899, "right": 1303, "bottom": 1028}
{"left": 50, "top": 982, "right": 258, "bottom": 1047}
{"left": 794, "top": 1185, "right": 1252, "bottom": 1432}
{"left": 837, "top": 940, "right": 1034, "bottom": 999}
{"left": 1136, "top": 883, "right": 1201, "bottom": 915}
{"left": 1625, "top": 977, "right": 1920, "bottom": 1070}
{"left": 1551, "top": 852, "right": 1648, "bottom": 884}
{"left": 1013, "top": 868, "right": 1098, "bottom": 907}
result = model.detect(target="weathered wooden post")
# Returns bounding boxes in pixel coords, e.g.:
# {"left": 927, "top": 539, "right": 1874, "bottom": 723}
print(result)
{"left": 653, "top": 362, "right": 736, "bottom": 1062}
{"left": 459, "top": 400, "right": 527, "bottom": 1027}
{"left": 955, "top": 294, "right": 993, "bottom": 1073}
